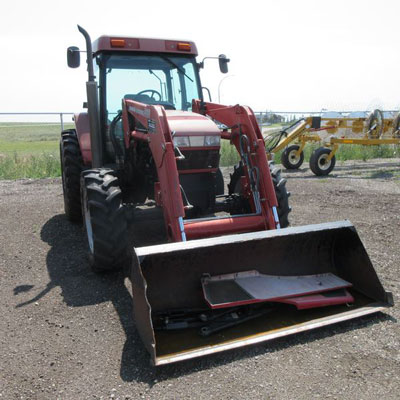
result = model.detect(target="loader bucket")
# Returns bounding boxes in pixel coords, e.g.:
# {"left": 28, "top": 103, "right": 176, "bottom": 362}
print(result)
{"left": 131, "top": 220, "right": 393, "bottom": 365}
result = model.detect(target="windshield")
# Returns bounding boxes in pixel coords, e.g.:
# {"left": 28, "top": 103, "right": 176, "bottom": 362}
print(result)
{"left": 102, "top": 54, "right": 201, "bottom": 116}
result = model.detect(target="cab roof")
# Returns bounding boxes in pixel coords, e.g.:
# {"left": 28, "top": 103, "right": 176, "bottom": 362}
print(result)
{"left": 92, "top": 36, "right": 198, "bottom": 56}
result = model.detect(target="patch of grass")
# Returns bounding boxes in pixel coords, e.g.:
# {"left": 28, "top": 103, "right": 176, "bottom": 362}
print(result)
{"left": 1, "top": 122, "right": 399, "bottom": 179}
{"left": 0, "top": 123, "right": 74, "bottom": 142}
{"left": 0, "top": 152, "right": 60, "bottom": 179}
{"left": 220, "top": 140, "right": 240, "bottom": 166}
{"left": 334, "top": 144, "right": 399, "bottom": 162}
{"left": 0, "top": 122, "right": 65, "bottom": 179}
{"left": 0, "top": 139, "right": 59, "bottom": 154}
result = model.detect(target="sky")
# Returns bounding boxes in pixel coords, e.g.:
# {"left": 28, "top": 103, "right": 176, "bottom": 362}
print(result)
{"left": 1, "top": 0, "right": 400, "bottom": 118}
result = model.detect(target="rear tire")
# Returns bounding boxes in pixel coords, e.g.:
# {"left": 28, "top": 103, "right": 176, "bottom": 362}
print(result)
{"left": 269, "top": 162, "right": 291, "bottom": 228}
{"left": 281, "top": 145, "right": 304, "bottom": 170}
{"left": 228, "top": 161, "right": 291, "bottom": 228}
{"left": 60, "top": 129, "right": 83, "bottom": 222}
{"left": 81, "top": 168, "right": 130, "bottom": 273}
{"left": 309, "top": 147, "right": 336, "bottom": 176}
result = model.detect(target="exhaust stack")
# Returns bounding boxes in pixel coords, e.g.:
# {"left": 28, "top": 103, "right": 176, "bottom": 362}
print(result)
{"left": 77, "top": 25, "right": 102, "bottom": 168}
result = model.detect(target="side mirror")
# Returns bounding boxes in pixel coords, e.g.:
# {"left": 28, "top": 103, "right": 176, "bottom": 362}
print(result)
{"left": 218, "top": 54, "right": 230, "bottom": 74}
{"left": 67, "top": 46, "right": 80, "bottom": 68}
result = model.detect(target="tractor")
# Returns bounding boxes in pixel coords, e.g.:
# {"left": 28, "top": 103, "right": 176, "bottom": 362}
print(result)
{"left": 61, "top": 26, "right": 392, "bottom": 365}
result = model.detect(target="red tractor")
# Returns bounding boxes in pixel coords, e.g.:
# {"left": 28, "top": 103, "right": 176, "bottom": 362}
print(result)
{"left": 62, "top": 26, "right": 290, "bottom": 271}
{"left": 62, "top": 26, "right": 392, "bottom": 365}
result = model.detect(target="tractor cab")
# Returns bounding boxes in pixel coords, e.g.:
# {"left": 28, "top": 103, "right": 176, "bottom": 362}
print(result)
{"left": 89, "top": 37, "right": 205, "bottom": 161}
{"left": 99, "top": 53, "right": 201, "bottom": 113}
{"left": 67, "top": 31, "right": 230, "bottom": 214}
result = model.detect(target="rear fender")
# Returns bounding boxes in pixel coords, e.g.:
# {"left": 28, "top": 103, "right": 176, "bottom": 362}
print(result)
{"left": 74, "top": 112, "right": 92, "bottom": 165}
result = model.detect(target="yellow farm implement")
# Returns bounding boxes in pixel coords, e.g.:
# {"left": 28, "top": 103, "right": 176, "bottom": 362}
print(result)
{"left": 266, "top": 110, "right": 400, "bottom": 175}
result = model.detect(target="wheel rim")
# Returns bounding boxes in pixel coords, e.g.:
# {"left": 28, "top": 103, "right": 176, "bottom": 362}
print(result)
{"left": 288, "top": 149, "right": 301, "bottom": 165}
{"left": 83, "top": 187, "right": 94, "bottom": 253}
{"left": 318, "top": 154, "right": 331, "bottom": 170}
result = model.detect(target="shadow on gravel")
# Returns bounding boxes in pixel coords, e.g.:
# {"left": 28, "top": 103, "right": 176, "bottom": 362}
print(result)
{"left": 13, "top": 213, "right": 397, "bottom": 385}
{"left": 14, "top": 214, "right": 151, "bottom": 380}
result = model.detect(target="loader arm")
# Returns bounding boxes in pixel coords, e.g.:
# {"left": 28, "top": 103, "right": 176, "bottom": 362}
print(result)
{"left": 122, "top": 99, "right": 186, "bottom": 241}
{"left": 123, "top": 98, "right": 281, "bottom": 242}
{"left": 193, "top": 100, "right": 280, "bottom": 230}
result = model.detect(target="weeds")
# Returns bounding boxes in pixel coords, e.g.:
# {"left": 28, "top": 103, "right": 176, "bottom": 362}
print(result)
{"left": 0, "top": 122, "right": 399, "bottom": 179}
{"left": 0, "top": 123, "right": 74, "bottom": 142}
{"left": 0, "top": 152, "right": 60, "bottom": 179}
{"left": 272, "top": 143, "right": 399, "bottom": 165}
{"left": 220, "top": 140, "right": 240, "bottom": 166}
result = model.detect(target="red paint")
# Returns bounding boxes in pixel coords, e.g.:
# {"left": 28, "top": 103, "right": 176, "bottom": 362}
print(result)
{"left": 73, "top": 113, "right": 92, "bottom": 165}
{"left": 277, "top": 290, "right": 354, "bottom": 310}
{"left": 181, "top": 146, "right": 220, "bottom": 151}
{"left": 123, "top": 99, "right": 185, "bottom": 241}
{"left": 178, "top": 168, "right": 218, "bottom": 174}
{"left": 93, "top": 36, "right": 198, "bottom": 56}
{"left": 166, "top": 110, "right": 221, "bottom": 137}
{"left": 193, "top": 100, "right": 279, "bottom": 230}
{"left": 184, "top": 215, "right": 266, "bottom": 240}
{"left": 131, "top": 131, "right": 149, "bottom": 142}
{"left": 154, "top": 182, "right": 162, "bottom": 207}
{"left": 204, "top": 290, "right": 354, "bottom": 310}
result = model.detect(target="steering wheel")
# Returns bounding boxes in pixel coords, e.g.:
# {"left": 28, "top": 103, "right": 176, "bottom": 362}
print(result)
{"left": 136, "top": 89, "right": 162, "bottom": 102}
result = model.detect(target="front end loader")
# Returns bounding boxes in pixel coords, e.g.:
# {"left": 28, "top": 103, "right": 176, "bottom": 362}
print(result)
{"left": 61, "top": 26, "right": 393, "bottom": 365}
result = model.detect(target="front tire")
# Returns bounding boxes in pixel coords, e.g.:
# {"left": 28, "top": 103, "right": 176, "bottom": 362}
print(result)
{"left": 60, "top": 129, "right": 83, "bottom": 222}
{"left": 309, "top": 147, "right": 336, "bottom": 176}
{"left": 81, "top": 169, "right": 129, "bottom": 273}
{"left": 281, "top": 145, "right": 304, "bottom": 170}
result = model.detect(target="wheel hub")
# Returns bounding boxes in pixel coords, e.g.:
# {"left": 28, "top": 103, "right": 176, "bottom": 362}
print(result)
{"left": 318, "top": 154, "right": 331, "bottom": 170}
{"left": 288, "top": 150, "right": 301, "bottom": 164}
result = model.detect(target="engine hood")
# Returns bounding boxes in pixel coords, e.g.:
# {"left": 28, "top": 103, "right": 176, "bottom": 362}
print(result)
{"left": 165, "top": 110, "right": 220, "bottom": 137}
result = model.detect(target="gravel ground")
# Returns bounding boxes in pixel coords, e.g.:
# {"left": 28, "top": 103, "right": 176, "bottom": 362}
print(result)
{"left": 0, "top": 158, "right": 399, "bottom": 399}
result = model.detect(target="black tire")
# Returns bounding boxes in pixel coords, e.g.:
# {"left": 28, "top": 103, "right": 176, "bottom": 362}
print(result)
{"left": 81, "top": 168, "right": 130, "bottom": 273}
{"left": 60, "top": 129, "right": 83, "bottom": 222}
{"left": 309, "top": 147, "right": 336, "bottom": 176}
{"left": 216, "top": 168, "right": 224, "bottom": 195}
{"left": 269, "top": 162, "right": 291, "bottom": 228}
{"left": 228, "top": 161, "right": 291, "bottom": 228}
{"left": 392, "top": 112, "right": 400, "bottom": 138}
{"left": 281, "top": 145, "right": 304, "bottom": 170}
{"left": 228, "top": 162, "right": 244, "bottom": 196}
{"left": 366, "top": 109, "right": 384, "bottom": 139}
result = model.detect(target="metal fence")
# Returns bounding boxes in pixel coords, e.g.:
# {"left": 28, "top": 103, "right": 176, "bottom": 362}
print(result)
{"left": 0, "top": 112, "right": 75, "bottom": 130}
{"left": 1, "top": 110, "right": 398, "bottom": 130}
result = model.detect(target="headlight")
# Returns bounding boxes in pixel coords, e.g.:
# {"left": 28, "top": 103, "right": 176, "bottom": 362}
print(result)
{"left": 173, "top": 135, "right": 220, "bottom": 148}
{"left": 173, "top": 136, "right": 190, "bottom": 147}
{"left": 204, "top": 135, "right": 220, "bottom": 146}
